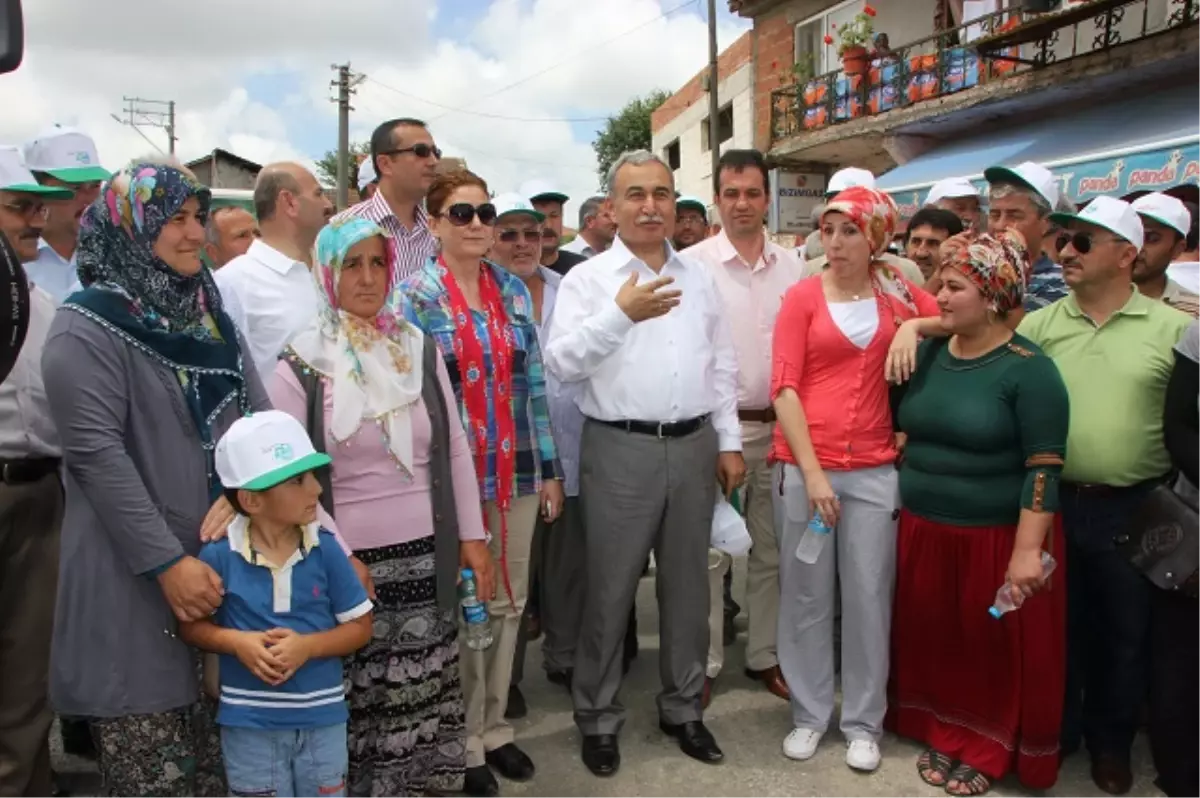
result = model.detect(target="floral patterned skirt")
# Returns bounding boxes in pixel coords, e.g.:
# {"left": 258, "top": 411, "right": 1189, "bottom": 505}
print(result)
{"left": 347, "top": 536, "right": 466, "bottom": 797}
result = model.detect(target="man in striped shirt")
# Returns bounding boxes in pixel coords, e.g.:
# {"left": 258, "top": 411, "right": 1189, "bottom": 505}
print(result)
{"left": 335, "top": 117, "right": 439, "bottom": 282}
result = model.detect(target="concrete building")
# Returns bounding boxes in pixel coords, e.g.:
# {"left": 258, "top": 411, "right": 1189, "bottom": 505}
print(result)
{"left": 185, "top": 148, "right": 262, "bottom": 190}
{"left": 651, "top": 31, "right": 754, "bottom": 213}
{"left": 729, "top": 0, "right": 1199, "bottom": 233}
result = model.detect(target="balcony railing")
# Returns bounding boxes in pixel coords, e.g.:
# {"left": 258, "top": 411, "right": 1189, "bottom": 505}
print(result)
{"left": 770, "top": 0, "right": 1198, "bottom": 142}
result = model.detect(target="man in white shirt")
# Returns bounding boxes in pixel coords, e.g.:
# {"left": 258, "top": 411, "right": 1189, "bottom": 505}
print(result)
{"left": 203, "top": 206, "right": 259, "bottom": 270}
{"left": 561, "top": 195, "right": 615, "bottom": 258}
{"left": 23, "top": 126, "right": 109, "bottom": 303}
{"left": 545, "top": 149, "right": 744, "bottom": 776}
{"left": 683, "top": 149, "right": 802, "bottom": 707}
{"left": 214, "top": 163, "right": 332, "bottom": 379}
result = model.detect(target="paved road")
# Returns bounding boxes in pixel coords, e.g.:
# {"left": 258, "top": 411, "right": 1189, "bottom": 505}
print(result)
{"left": 53, "top": 558, "right": 1163, "bottom": 796}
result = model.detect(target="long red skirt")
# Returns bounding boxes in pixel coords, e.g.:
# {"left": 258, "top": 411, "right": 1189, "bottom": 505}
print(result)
{"left": 885, "top": 510, "right": 1066, "bottom": 789}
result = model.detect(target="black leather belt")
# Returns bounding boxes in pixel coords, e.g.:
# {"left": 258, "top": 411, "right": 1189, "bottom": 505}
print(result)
{"left": 594, "top": 415, "right": 709, "bottom": 439}
{"left": 0, "top": 457, "right": 60, "bottom": 485}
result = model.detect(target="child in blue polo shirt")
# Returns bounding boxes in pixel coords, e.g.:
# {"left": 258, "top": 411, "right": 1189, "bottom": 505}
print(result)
{"left": 181, "top": 410, "right": 372, "bottom": 798}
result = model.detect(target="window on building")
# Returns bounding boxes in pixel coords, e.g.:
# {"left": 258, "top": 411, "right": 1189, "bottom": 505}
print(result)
{"left": 665, "top": 139, "right": 681, "bottom": 170}
{"left": 795, "top": 0, "right": 864, "bottom": 75}
{"left": 700, "top": 104, "right": 734, "bottom": 152}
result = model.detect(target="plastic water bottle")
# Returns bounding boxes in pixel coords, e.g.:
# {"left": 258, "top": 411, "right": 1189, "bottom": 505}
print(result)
{"left": 988, "top": 552, "right": 1057, "bottom": 619}
{"left": 795, "top": 510, "right": 833, "bottom": 564}
{"left": 460, "top": 569, "right": 494, "bottom": 650}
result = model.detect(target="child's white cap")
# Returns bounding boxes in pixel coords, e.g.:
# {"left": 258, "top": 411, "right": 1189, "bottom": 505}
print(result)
{"left": 216, "top": 410, "right": 330, "bottom": 491}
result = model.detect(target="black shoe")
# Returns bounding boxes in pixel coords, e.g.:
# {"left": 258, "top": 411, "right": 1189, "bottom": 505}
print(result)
{"left": 464, "top": 765, "right": 499, "bottom": 797}
{"left": 60, "top": 717, "right": 96, "bottom": 760}
{"left": 504, "top": 684, "right": 527, "bottom": 720}
{"left": 546, "top": 668, "right": 573, "bottom": 689}
{"left": 723, "top": 614, "right": 737, "bottom": 646}
{"left": 581, "top": 734, "right": 620, "bottom": 777}
{"left": 485, "top": 743, "right": 535, "bottom": 782}
{"left": 659, "top": 720, "right": 724, "bottom": 764}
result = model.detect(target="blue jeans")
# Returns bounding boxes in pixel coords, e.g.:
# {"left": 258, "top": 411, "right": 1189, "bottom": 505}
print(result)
{"left": 221, "top": 724, "right": 347, "bottom": 797}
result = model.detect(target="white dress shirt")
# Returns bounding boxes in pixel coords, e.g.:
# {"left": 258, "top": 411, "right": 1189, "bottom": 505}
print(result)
{"left": 544, "top": 236, "right": 741, "bottom": 452}
{"left": 561, "top": 235, "right": 597, "bottom": 259}
{"left": 24, "top": 239, "right": 77, "bottom": 304}
{"left": 213, "top": 239, "right": 317, "bottom": 380}
{"left": 0, "top": 286, "right": 60, "bottom": 458}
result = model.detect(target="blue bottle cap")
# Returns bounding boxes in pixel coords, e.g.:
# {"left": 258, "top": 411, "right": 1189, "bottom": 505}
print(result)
{"left": 987, "top": 606, "right": 1003, "bottom": 619}
{"left": 462, "top": 568, "right": 474, "bottom": 579}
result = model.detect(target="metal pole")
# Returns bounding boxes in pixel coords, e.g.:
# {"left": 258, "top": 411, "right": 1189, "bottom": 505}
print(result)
{"left": 707, "top": 0, "right": 721, "bottom": 204}
{"left": 167, "top": 100, "right": 176, "bottom": 155}
{"left": 335, "top": 64, "right": 350, "bottom": 210}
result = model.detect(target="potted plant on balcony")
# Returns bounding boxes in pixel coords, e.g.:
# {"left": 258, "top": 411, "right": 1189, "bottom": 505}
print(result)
{"left": 825, "top": 5, "right": 876, "bottom": 76}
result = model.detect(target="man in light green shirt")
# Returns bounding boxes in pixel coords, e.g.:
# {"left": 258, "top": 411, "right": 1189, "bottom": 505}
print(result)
{"left": 1017, "top": 195, "right": 1190, "bottom": 797}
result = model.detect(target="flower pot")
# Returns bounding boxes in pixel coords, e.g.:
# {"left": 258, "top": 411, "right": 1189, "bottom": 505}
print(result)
{"left": 841, "top": 46, "right": 870, "bottom": 76}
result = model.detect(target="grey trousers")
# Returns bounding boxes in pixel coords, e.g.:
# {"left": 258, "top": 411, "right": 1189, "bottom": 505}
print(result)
{"left": 572, "top": 419, "right": 717, "bottom": 736}
{"left": 775, "top": 463, "right": 898, "bottom": 741}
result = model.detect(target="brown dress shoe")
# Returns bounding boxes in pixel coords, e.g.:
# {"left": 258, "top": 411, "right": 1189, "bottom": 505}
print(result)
{"left": 1091, "top": 753, "right": 1134, "bottom": 796}
{"left": 745, "top": 665, "right": 791, "bottom": 700}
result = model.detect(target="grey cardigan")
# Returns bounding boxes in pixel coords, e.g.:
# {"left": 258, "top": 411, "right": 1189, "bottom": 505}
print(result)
{"left": 41, "top": 308, "right": 269, "bottom": 718}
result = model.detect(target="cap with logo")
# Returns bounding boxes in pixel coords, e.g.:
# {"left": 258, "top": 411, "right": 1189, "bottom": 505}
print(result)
{"left": 23, "top": 126, "right": 110, "bottom": 184}
{"left": 1050, "top": 194, "right": 1144, "bottom": 251}
{"left": 520, "top": 179, "right": 569, "bottom": 206}
{"left": 827, "top": 167, "right": 876, "bottom": 195}
{"left": 1131, "top": 192, "right": 1192, "bottom": 239}
{"left": 0, "top": 147, "right": 73, "bottom": 198}
{"left": 216, "top": 410, "right": 332, "bottom": 492}
{"left": 357, "top": 157, "right": 377, "bottom": 192}
{"left": 984, "top": 160, "right": 1060, "bottom": 209}
{"left": 925, "top": 177, "right": 980, "bottom": 206}
{"left": 492, "top": 192, "right": 546, "bottom": 223}
{"left": 676, "top": 195, "right": 708, "bottom": 217}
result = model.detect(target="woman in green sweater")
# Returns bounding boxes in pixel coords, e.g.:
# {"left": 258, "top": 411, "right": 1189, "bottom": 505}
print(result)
{"left": 884, "top": 232, "right": 1070, "bottom": 796}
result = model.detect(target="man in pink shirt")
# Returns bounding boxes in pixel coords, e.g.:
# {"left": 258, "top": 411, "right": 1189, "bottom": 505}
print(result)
{"left": 682, "top": 149, "right": 803, "bottom": 705}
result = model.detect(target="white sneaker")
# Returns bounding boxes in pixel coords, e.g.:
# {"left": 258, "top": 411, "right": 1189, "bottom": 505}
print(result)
{"left": 845, "top": 739, "right": 881, "bottom": 772}
{"left": 782, "top": 728, "right": 823, "bottom": 761}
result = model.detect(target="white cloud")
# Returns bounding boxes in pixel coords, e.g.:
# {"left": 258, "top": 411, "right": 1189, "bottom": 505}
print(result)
{"left": 0, "top": 0, "right": 749, "bottom": 222}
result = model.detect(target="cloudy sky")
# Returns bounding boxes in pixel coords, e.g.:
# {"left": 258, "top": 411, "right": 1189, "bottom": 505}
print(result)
{"left": 4, "top": 0, "right": 749, "bottom": 220}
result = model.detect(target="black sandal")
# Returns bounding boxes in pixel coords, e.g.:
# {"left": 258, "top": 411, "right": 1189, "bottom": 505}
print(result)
{"left": 917, "top": 749, "right": 955, "bottom": 787}
{"left": 945, "top": 763, "right": 992, "bottom": 796}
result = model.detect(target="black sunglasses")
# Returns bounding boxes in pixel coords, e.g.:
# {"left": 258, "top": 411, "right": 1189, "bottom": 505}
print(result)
{"left": 381, "top": 143, "right": 442, "bottom": 160}
{"left": 1064, "top": 230, "right": 1121, "bottom": 255}
{"left": 442, "top": 202, "right": 497, "bottom": 227}
{"left": 498, "top": 229, "right": 541, "bottom": 243}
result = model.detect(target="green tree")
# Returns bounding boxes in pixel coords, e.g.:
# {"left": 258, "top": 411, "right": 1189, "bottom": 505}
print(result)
{"left": 315, "top": 142, "right": 372, "bottom": 189}
{"left": 591, "top": 89, "right": 670, "bottom": 186}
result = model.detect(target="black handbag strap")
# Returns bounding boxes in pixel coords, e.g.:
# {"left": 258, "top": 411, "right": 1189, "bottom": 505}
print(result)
{"left": 286, "top": 356, "right": 336, "bottom": 519}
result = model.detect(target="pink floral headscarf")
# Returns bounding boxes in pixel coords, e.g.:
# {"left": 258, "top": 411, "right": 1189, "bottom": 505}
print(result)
{"left": 943, "top": 231, "right": 1028, "bottom": 314}
{"left": 821, "top": 186, "right": 917, "bottom": 313}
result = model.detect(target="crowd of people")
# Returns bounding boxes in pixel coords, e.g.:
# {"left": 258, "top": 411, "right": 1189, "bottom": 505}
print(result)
{"left": 0, "top": 116, "right": 1196, "bottom": 798}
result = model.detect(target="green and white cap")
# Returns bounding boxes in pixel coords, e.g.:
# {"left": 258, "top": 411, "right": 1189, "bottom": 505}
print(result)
{"left": 0, "top": 147, "right": 73, "bottom": 198}
{"left": 676, "top": 195, "right": 708, "bottom": 217}
{"left": 984, "top": 160, "right": 1059, "bottom": 208}
{"left": 1131, "top": 192, "right": 1191, "bottom": 238}
{"left": 216, "top": 410, "right": 332, "bottom": 491}
{"left": 1050, "top": 195, "right": 1144, "bottom": 251}
{"left": 23, "top": 125, "right": 111, "bottom": 183}
{"left": 492, "top": 192, "right": 545, "bottom": 222}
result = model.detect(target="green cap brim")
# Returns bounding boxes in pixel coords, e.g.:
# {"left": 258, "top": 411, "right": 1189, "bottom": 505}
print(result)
{"left": 1049, "top": 210, "right": 1126, "bottom": 241}
{"left": 1136, "top": 210, "right": 1186, "bottom": 237}
{"left": 530, "top": 192, "right": 568, "bottom": 205}
{"left": 241, "top": 452, "right": 332, "bottom": 491}
{"left": 42, "top": 166, "right": 111, "bottom": 183}
{"left": 498, "top": 208, "right": 546, "bottom": 223}
{"left": 3, "top": 182, "right": 73, "bottom": 199}
{"left": 677, "top": 201, "right": 707, "bottom": 216}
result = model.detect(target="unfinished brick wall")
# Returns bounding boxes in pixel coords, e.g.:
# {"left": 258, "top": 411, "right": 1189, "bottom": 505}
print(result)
{"left": 751, "top": 7, "right": 795, "bottom": 151}
{"left": 651, "top": 32, "right": 753, "bottom": 134}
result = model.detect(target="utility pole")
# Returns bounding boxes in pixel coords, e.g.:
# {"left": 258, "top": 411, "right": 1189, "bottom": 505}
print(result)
{"left": 111, "top": 97, "right": 177, "bottom": 155}
{"left": 706, "top": 0, "right": 721, "bottom": 206}
{"left": 330, "top": 64, "right": 366, "bottom": 210}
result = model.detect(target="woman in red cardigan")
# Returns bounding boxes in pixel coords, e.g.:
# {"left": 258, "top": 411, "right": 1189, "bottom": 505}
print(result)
{"left": 771, "top": 187, "right": 942, "bottom": 773}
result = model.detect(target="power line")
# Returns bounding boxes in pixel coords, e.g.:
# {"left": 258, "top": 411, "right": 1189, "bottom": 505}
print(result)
{"left": 427, "top": 0, "right": 700, "bottom": 123}
{"left": 363, "top": 77, "right": 610, "bottom": 123}
{"left": 111, "top": 96, "right": 177, "bottom": 155}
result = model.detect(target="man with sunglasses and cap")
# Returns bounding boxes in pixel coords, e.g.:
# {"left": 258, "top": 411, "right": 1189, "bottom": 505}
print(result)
{"left": 985, "top": 161, "right": 1067, "bottom": 314}
{"left": 23, "top": 126, "right": 110, "bottom": 304}
{"left": 1130, "top": 192, "right": 1199, "bottom": 317}
{"left": 520, "top": 179, "right": 586, "bottom": 277}
{"left": 0, "top": 146, "right": 74, "bottom": 796}
{"left": 1018, "top": 195, "right": 1191, "bottom": 797}
{"left": 337, "top": 118, "right": 440, "bottom": 283}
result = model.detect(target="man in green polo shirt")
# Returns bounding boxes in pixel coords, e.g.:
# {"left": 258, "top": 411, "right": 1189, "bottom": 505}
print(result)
{"left": 1018, "top": 195, "right": 1191, "bottom": 797}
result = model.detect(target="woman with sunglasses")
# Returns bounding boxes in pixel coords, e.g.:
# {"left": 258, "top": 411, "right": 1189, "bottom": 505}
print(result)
{"left": 886, "top": 232, "right": 1069, "bottom": 796}
{"left": 398, "top": 169, "right": 563, "bottom": 798}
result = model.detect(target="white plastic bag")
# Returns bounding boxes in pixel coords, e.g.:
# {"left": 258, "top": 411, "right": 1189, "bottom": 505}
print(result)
{"left": 711, "top": 495, "right": 752, "bottom": 556}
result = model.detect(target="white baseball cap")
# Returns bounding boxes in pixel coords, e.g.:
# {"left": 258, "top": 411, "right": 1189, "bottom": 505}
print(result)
{"left": 1131, "top": 192, "right": 1192, "bottom": 238}
{"left": 0, "top": 146, "right": 73, "bottom": 198}
{"left": 710, "top": 496, "right": 752, "bottom": 557}
{"left": 357, "top": 156, "right": 377, "bottom": 192}
{"left": 984, "top": 160, "right": 1060, "bottom": 209}
{"left": 925, "top": 177, "right": 980, "bottom": 206}
{"left": 519, "top": 179, "right": 569, "bottom": 205}
{"left": 676, "top": 195, "right": 708, "bottom": 217}
{"left": 22, "top": 125, "right": 110, "bottom": 183}
{"left": 1051, "top": 195, "right": 1144, "bottom": 251}
{"left": 827, "top": 167, "right": 876, "bottom": 195}
{"left": 492, "top": 192, "right": 545, "bottom": 222}
{"left": 216, "top": 410, "right": 332, "bottom": 491}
